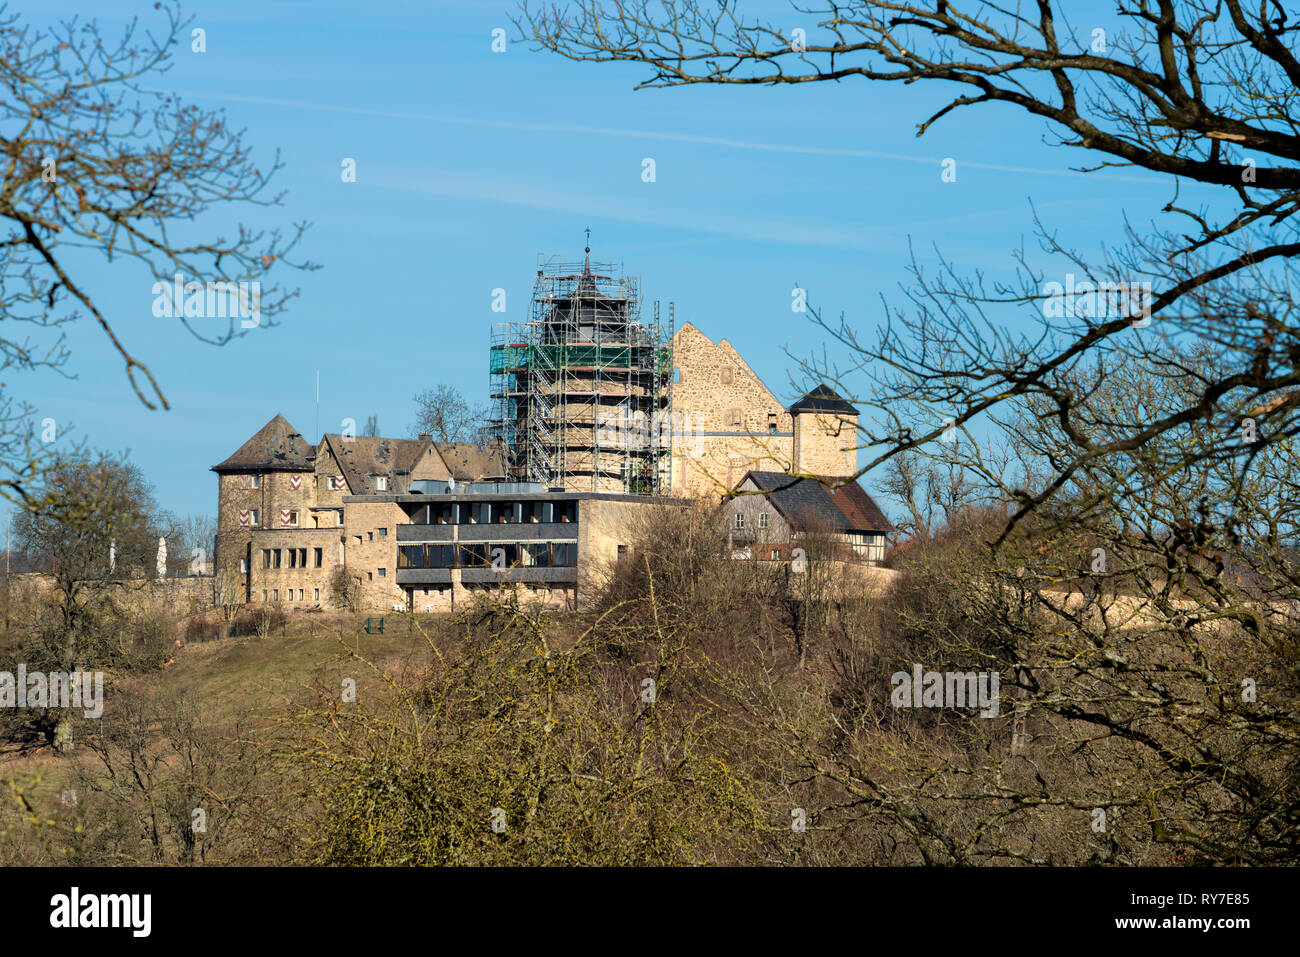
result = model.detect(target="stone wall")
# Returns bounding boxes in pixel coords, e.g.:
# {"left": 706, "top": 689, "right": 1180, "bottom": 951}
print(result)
{"left": 247, "top": 528, "right": 340, "bottom": 607}
{"left": 792, "top": 410, "right": 859, "bottom": 477}
{"left": 669, "top": 322, "right": 794, "bottom": 498}
{"left": 576, "top": 497, "right": 670, "bottom": 600}
{"left": 4, "top": 572, "right": 220, "bottom": 618}
{"left": 342, "top": 501, "right": 405, "bottom": 610}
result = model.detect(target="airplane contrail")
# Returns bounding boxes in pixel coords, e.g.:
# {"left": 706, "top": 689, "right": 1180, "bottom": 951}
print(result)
{"left": 164, "top": 89, "right": 1173, "bottom": 185}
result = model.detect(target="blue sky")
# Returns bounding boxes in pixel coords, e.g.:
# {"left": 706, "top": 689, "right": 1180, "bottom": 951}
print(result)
{"left": 13, "top": 0, "right": 1216, "bottom": 518}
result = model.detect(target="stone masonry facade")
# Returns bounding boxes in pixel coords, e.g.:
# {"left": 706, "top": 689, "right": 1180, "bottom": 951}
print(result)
{"left": 668, "top": 322, "right": 860, "bottom": 498}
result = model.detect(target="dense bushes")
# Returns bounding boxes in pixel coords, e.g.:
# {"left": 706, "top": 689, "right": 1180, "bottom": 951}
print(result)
{"left": 229, "top": 605, "right": 287, "bottom": 637}
{"left": 184, "top": 612, "right": 226, "bottom": 643}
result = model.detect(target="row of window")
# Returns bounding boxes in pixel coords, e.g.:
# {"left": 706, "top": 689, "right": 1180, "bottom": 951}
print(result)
{"left": 239, "top": 501, "right": 581, "bottom": 530}
{"left": 263, "top": 547, "right": 324, "bottom": 569}
{"left": 734, "top": 512, "right": 770, "bottom": 530}
{"left": 398, "top": 542, "right": 578, "bottom": 569}
{"left": 406, "top": 501, "right": 579, "bottom": 526}
{"left": 264, "top": 587, "right": 321, "bottom": 603}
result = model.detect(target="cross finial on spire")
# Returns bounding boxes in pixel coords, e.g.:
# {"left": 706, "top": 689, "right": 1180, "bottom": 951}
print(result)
{"left": 583, "top": 227, "right": 591, "bottom": 272}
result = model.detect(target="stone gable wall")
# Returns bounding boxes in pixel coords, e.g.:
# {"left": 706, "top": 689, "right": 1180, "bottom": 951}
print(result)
{"left": 669, "top": 323, "right": 794, "bottom": 498}
{"left": 409, "top": 446, "right": 451, "bottom": 483}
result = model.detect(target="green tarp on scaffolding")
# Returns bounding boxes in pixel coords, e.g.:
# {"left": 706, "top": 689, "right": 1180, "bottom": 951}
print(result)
{"left": 491, "top": 343, "right": 673, "bottom": 374}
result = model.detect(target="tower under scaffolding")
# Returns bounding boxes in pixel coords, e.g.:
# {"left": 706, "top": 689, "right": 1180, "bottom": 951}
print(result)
{"left": 488, "top": 246, "right": 674, "bottom": 494}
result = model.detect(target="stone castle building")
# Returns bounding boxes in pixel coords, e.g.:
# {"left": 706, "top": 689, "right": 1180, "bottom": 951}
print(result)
{"left": 212, "top": 252, "right": 882, "bottom": 612}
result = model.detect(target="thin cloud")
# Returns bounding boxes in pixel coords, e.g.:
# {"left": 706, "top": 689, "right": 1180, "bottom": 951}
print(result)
{"left": 166, "top": 89, "right": 1173, "bottom": 185}
{"left": 377, "top": 166, "right": 1088, "bottom": 254}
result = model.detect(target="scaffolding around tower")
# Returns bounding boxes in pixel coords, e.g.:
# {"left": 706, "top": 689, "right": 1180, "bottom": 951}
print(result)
{"left": 488, "top": 252, "right": 673, "bottom": 493}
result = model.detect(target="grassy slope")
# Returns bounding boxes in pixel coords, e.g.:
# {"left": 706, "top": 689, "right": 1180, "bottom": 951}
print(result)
{"left": 0, "top": 613, "right": 448, "bottom": 827}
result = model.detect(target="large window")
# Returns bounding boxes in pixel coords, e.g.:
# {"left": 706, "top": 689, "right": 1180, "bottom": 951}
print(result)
{"left": 406, "top": 499, "right": 583, "bottom": 524}
{"left": 400, "top": 544, "right": 460, "bottom": 568}
{"left": 458, "top": 502, "right": 489, "bottom": 524}
{"left": 402, "top": 541, "right": 578, "bottom": 568}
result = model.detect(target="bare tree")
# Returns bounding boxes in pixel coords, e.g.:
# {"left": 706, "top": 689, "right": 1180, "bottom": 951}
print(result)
{"left": 411, "top": 383, "right": 487, "bottom": 445}
{"left": 0, "top": 2, "right": 314, "bottom": 506}
{"left": 880, "top": 450, "right": 983, "bottom": 542}
{"left": 164, "top": 512, "right": 216, "bottom": 576}
{"left": 13, "top": 450, "right": 175, "bottom": 750}
{"left": 513, "top": 4, "right": 1300, "bottom": 863}
{"left": 518, "top": 0, "right": 1300, "bottom": 534}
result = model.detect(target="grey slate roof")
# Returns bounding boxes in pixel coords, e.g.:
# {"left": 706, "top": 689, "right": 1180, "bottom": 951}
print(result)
{"left": 788, "top": 385, "right": 859, "bottom": 415}
{"left": 743, "top": 471, "right": 891, "bottom": 533}
{"left": 212, "top": 414, "right": 314, "bottom": 473}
